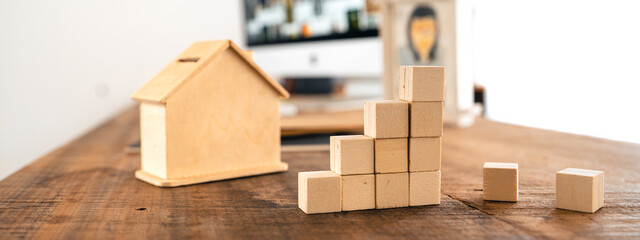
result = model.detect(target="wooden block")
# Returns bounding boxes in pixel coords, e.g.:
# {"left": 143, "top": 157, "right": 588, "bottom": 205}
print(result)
{"left": 330, "top": 135, "right": 374, "bottom": 175}
{"left": 342, "top": 174, "right": 375, "bottom": 211}
{"left": 374, "top": 138, "right": 408, "bottom": 174}
{"left": 409, "top": 102, "right": 443, "bottom": 137}
{"left": 376, "top": 172, "right": 409, "bottom": 209}
{"left": 410, "top": 171, "right": 441, "bottom": 206}
{"left": 298, "top": 171, "right": 341, "bottom": 214}
{"left": 399, "top": 66, "right": 445, "bottom": 102}
{"left": 483, "top": 162, "right": 519, "bottom": 202}
{"left": 364, "top": 100, "right": 408, "bottom": 139}
{"left": 409, "top": 137, "right": 441, "bottom": 172}
{"left": 556, "top": 168, "right": 604, "bottom": 213}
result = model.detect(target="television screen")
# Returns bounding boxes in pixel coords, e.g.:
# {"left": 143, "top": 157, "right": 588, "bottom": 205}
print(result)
{"left": 244, "top": 0, "right": 380, "bottom": 46}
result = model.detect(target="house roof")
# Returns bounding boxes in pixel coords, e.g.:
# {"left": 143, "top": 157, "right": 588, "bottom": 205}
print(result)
{"left": 131, "top": 40, "right": 290, "bottom": 103}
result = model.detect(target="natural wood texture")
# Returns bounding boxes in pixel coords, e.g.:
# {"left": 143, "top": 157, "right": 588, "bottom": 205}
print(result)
{"left": 330, "top": 135, "right": 374, "bottom": 175}
{"left": 364, "top": 100, "right": 408, "bottom": 139}
{"left": 409, "top": 101, "right": 443, "bottom": 137}
{"left": 132, "top": 40, "right": 290, "bottom": 187}
{"left": 131, "top": 40, "right": 288, "bottom": 103}
{"left": 556, "top": 168, "right": 604, "bottom": 213}
{"left": 139, "top": 102, "right": 167, "bottom": 178}
{"left": 483, "top": 162, "right": 519, "bottom": 202}
{"left": 374, "top": 138, "right": 408, "bottom": 174}
{"left": 410, "top": 171, "right": 441, "bottom": 206}
{"left": 135, "top": 164, "right": 287, "bottom": 188}
{"left": 409, "top": 137, "right": 441, "bottom": 172}
{"left": 399, "top": 66, "right": 445, "bottom": 102}
{"left": 376, "top": 172, "right": 409, "bottom": 209}
{"left": 1, "top": 108, "right": 639, "bottom": 238}
{"left": 298, "top": 171, "right": 341, "bottom": 214}
{"left": 281, "top": 110, "right": 364, "bottom": 136}
{"left": 164, "top": 46, "right": 282, "bottom": 180}
{"left": 341, "top": 174, "right": 375, "bottom": 211}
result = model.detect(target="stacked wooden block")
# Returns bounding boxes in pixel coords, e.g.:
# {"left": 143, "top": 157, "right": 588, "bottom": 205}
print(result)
{"left": 399, "top": 66, "right": 444, "bottom": 207}
{"left": 298, "top": 66, "right": 444, "bottom": 214}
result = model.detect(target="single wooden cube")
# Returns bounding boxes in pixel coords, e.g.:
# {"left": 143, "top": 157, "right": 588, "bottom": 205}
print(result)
{"left": 374, "top": 138, "right": 408, "bottom": 174}
{"left": 556, "top": 168, "right": 604, "bottom": 213}
{"left": 342, "top": 174, "right": 375, "bottom": 211}
{"left": 364, "top": 100, "right": 408, "bottom": 139}
{"left": 298, "top": 171, "right": 341, "bottom": 214}
{"left": 330, "top": 135, "right": 374, "bottom": 175}
{"left": 376, "top": 172, "right": 409, "bottom": 209}
{"left": 483, "top": 162, "right": 519, "bottom": 202}
{"left": 410, "top": 171, "right": 441, "bottom": 206}
{"left": 399, "top": 66, "right": 445, "bottom": 102}
{"left": 409, "top": 137, "right": 441, "bottom": 172}
{"left": 409, "top": 102, "right": 443, "bottom": 137}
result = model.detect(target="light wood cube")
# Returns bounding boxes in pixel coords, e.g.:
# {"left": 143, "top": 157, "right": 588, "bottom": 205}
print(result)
{"left": 330, "top": 135, "right": 374, "bottom": 175}
{"left": 409, "top": 137, "right": 441, "bottom": 172}
{"left": 376, "top": 172, "right": 409, "bottom": 209}
{"left": 483, "top": 162, "right": 519, "bottom": 202}
{"left": 364, "top": 100, "right": 408, "bottom": 139}
{"left": 409, "top": 102, "right": 443, "bottom": 137}
{"left": 399, "top": 66, "right": 445, "bottom": 102}
{"left": 342, "top": 174, "right": 375, "bottom": 211}
{"left": 374, "top": 138, "right": 408, "bottom": 174}
{"left": 410, "top": 171, "right": 441, "bottom": 206}
{"left": 556, "top": 168, "right": 604, "bottom": 213}
{"left": 298, "top": 171, "right": 341, "bottom": 214}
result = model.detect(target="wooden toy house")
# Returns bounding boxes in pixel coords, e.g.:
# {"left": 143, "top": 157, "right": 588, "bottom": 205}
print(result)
{"left": 132, "top": 40, "right": 290, "bottom": 187}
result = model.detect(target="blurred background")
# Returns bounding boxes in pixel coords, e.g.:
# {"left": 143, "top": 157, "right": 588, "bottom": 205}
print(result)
{"left": 1, "top": 0, "right": 639, "bottom": 180}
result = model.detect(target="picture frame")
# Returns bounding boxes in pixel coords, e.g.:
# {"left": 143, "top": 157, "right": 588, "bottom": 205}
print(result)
{"left": 381, "top": 0, "right": 477, "bottom": 127}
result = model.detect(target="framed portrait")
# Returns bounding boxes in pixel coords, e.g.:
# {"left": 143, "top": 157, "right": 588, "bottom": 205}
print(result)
{"left": 382, "top": 0, "right": 477, "bottom": 127}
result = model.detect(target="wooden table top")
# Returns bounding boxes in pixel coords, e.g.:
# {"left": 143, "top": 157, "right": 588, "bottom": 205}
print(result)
{"left": 1, "top": 107, "right": 639, "bottom": 239}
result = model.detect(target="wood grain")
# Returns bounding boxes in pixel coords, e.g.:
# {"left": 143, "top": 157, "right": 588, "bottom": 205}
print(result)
{"left": 0, "top": 107, "right": 639, "bottom": 239}
{"left": 399, "top": 66, "right": 445, "bottom": 102}
{"left": 164, "top": 47, "right": 283, "bottom": 180}
{"left": 131, "top": 40, "right": 288, "bottom": 103}
{"left": 330, "top": 135, "right": 374, "bottom": 175}
{"left": 281, "top": 110, "right": 364, "bottom": 136}
{"left": 409, "top": 101, "right": 443, "bottom": 137}
{"left": 364, "top": 100, "right": 409, "bottom": 139}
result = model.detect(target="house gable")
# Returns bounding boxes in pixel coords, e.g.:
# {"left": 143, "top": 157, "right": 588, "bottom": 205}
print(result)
{"left": 131, "top": 40, "right": 289, "bottom": 104}
{"left": 163, "top": 47, "right": 282, "bottom": 179}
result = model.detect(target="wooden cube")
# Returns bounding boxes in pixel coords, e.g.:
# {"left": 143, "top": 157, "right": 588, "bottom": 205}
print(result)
{"left": 556, "top": 168, "right": 604, "bottom": 213}
{"left": 410, "top": 171, "right": 441, "bottom": 206}
{"left": 409, "top": 137, "right": 441, "bottom": 172}
{"left": 364, "top": 100, "right": 408, "bottom": 139}
{"left": 298, "top": 171, "right": 341, "bottom": 214}
{"left": 399, "top": 66, "right": 445, "bottom": 102}
{"left": 376, "top": 172, "right": 409, "bottom": 209}
{"left": 483, "top": 162, "right": 519, "bottom": 202}
{"left": 374, "top": 138, "right": 408, "bottom": 174}
{"left": 342, "top": 174, "right": 375, "bottom": 211}
{"left": 330, "top": 135, "right": 374, "bottom": 175}
{"left": 409, "top": 102, "right": 443, "bottom": 137}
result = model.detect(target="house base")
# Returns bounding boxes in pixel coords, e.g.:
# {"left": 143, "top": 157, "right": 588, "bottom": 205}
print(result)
{"left": 135, "top": 162, "right": 288, "bottom": 187}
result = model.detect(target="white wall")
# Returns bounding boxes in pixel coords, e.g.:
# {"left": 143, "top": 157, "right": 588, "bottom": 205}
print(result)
{"left": 0, "top": 0, "right": 244, "bottom": 180}
{"left": 475, "top": 0, "right": 640, "bottom": 144}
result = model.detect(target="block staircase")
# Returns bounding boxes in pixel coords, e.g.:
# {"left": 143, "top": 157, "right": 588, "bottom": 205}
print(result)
{"left": 298, "top": 66, "right": 445, "bottom": 214}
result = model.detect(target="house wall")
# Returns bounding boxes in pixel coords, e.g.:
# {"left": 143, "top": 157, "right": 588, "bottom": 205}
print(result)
{"left": 140, "top": 102, "right": 167, "bottom": 179}
{"left": 164, "top": 49, "right": 281, "bottom": 179}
